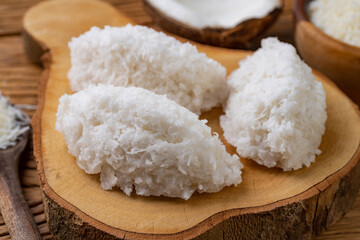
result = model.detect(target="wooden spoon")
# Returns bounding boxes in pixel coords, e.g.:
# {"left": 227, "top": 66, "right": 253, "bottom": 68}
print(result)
{"left": 0, "top": 114, "right": 41, "bottom": 240}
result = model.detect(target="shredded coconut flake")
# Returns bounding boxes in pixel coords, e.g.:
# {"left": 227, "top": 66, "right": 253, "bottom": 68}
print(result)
{"left": 56, "top": 85, "right": 243, "bottom": 200}
{"left": 68, "top": 25, "right": 228, "bottom": 114}
{"left": 308, "top": 0, "right": 360, "bottom": 47}
{"left": 0, "top": 94, "right": 29, "bottom": 149}
{"left": 220, "top": 38, "right": 327, "bottom": 171}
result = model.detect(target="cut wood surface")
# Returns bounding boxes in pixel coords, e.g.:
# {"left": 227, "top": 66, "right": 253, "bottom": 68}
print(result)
{"left": 21, "top": 0, "right": 360, "bottom": 239}
{"left": 1, "top": 0, "right": 360, "bottom": 239}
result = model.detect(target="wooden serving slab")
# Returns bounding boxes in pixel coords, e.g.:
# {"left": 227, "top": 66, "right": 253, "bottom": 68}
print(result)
{"left": 24, "top": 0, "right": 360, "bottom": 239}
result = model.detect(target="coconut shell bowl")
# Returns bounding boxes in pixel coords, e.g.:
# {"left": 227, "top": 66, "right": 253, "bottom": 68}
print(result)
{"left": 142, "top": 0, "right": 284, "bottom": 49}
{"left": 294, "top": 0, "right": 360, "bottom": 105}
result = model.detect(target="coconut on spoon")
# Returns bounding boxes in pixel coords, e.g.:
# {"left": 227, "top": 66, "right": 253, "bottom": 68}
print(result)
{"left": 0, "top": 94, "right": 41, "bottom": 240}
{"left": 143, "top": 0, "right": 284, "bottom": 48}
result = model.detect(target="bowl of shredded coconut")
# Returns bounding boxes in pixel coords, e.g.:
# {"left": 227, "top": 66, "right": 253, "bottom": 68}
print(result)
{"left": 294, "top": 0, "right": 360, "bottom": 105}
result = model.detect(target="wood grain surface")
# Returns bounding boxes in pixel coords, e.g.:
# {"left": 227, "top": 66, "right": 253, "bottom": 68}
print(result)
{"left": 0, "top": 0, "right": 359, "bottom": 239}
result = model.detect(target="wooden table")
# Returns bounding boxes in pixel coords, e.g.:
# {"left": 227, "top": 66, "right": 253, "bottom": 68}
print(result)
{"left": 0, "top": 0, "right": 359, "bottom": 239}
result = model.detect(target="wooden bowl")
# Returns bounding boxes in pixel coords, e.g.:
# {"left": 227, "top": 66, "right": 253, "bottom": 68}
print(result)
{"left": 294, "top": 0, "right": 360, "bottom": 105}
{"left": 143, "top": 0, "right": 284, "bottom": 49}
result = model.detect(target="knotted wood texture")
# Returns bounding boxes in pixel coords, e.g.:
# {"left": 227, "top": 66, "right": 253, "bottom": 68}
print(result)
{"left": 20, "top": 0, "right": 360, "bottom": 239}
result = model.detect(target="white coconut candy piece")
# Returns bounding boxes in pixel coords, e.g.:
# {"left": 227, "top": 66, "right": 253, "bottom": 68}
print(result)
{"left": 56, "top": 85, "right": 243, "bottom": 200}
{"left": 68, "top": 24, "right": 228, "bottom": 115}
{"left": 221, "top": 38, "right": 327, "bottom": 171}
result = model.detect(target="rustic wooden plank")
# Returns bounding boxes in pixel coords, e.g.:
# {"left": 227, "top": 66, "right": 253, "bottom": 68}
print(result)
{"left": 0, "top": 225, "right": 9, "bottom": 237}
{"left": 0, "top": 0, "right": 43, "bottom": 35}
{"left": 23, "top": 186, "right": 41, "bottom": 202}
{"left": 107, "top": 0, "right": 152, "bottom": 24}
{"left": 19, "top": 157, "right": 37, "bottom": 169}
{"left": 42, "top": 234, "right": 53, "bottom": 240}
{"left": 34, "top": 213, "right": 46, "bottom": 225}
{"left": 0, "top": 235, "right": 10, "bottom": 240}
{"left": 0, "top": 9, "right": 46, "bottom": 235}
{"left": 0, "top": 0, "right": 150, "bottom": 36}
{"left": 284, "top": 0, "right": 296, "bottom": 12}
{"left": 20, "top": 169, "right": 40, "bottom": 187}
{"left": 30, "top": 203, "right": 44, "bottom": 215}
{"left": 0, "top": 36, "right": 41, "bottom": 119}
{"left": 38, "top": 222, "right": 51, "bottom": 236}
{"left": 0, "top": 36, "right": 39, "bottom": 67}
{"left": 315, "top": 192, "right": 360, "bottom": 240}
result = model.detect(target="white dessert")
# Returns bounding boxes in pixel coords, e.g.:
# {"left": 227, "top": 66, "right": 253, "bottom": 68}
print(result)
{"left": 68, "top": 25, "right": 228, "bottom": 114}
{"left": 56, "top": 85, "right": 243, "bottom": 200}
{"left": 220, "top": 38, "right": 327, "bottom": 171}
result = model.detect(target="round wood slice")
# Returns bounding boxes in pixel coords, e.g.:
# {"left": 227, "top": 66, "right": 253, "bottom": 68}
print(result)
{"left": 24, "top": 0, "right": 360, "bottom": 239}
